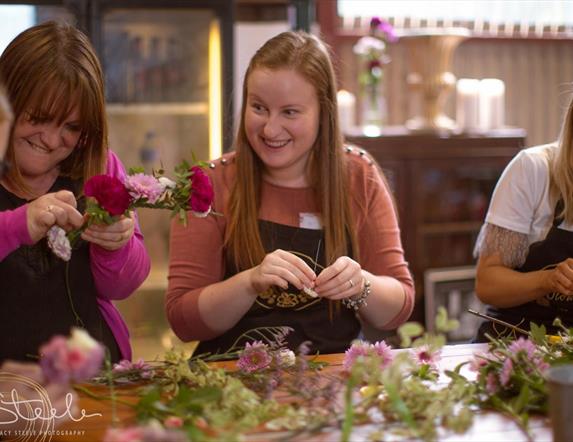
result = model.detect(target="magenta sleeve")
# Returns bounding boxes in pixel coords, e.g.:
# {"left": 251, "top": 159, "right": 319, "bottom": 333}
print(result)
{"left": 0, "top": 205, "right": 34, "bottom": 261}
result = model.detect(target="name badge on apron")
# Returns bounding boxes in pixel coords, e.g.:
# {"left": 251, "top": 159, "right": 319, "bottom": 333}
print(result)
{"left": 299, "top": 212, "right": 322, "bottom": 230}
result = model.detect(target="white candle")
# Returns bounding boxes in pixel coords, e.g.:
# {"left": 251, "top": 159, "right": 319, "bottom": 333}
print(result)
{"left": 337, "top": 89, "right": 356, "bottom": 135}
{"left": 456, "top": 79, "right": 481, "bottom": 132}
{"left": 479, "top": 78, "right": 505, "bottom": 131}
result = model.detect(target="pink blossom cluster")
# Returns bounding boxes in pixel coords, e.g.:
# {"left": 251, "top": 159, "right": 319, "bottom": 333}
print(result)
{"left": 343, "top": 340, "right": 394, "bottom": 372}
{"left": 112, "top": 358, "right": 154, "bottom": 379}
{"left": 40, "top": 328, "right": 105, "bottom": 384}
{"left": 236, "top": 342, "right": 297, "bottom": 373}
{"left": 410, "top": 345, "right": 441, "bottom": 370}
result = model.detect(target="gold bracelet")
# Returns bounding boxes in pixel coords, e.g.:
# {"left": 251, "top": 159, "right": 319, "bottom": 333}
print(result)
{"left": 342, "top": 279, "right": 371, "bottom": 311}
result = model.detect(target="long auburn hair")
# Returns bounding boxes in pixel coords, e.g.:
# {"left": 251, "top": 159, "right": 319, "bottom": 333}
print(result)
{"left": 225, "top": 31, "right": 358, "bottom": 271}
{"left": 0, "top": 21, "right": 107, "bottom": 196}
{"left": 0, "top": 84, "right": 11, "bottom": 124}
{"left": 551, "top": 95, "right": 573, "bottom": 222}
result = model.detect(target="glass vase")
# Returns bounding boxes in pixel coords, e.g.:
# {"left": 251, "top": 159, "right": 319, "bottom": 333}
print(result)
{"left": 360, "top": 81, "right": 387, "bottom": 136}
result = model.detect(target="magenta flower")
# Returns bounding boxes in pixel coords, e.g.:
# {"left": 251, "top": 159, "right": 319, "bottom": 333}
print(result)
{"left": 343, "top": 340, "right": 393, "bottom": 372}
{"left": 124, "top": 173, "right": 164, "bottom": 204}
{"left": 411, "top": 345, "right": 440, "bottom": 369}
{"left": 237, "top": 341, "right": 272, "bottom": 373}
{"left": 343, "top": 341, "right": 371, "bottom": 372}
{"left": 40, "top": 328, "right": 105, "bottom": 384}
{"left": 500, "top": 358, "right": 513, "bottom": 387}
{"left": 164, "top": 416, "right": 184, "bottom": 429}
{"left": 47, "top": 226, "right": 72, "bottom": 261}
{"left": 469, "top": 353, "right": 490, "bottom": 372}
{"left": 372, "top": 341, "right": 394, "bottom": 369}
{"left": 485, "top": 372, "right": 500, "bottom": 395}
{"left": 85, "top": 175, "right": 131, "bottom": 216}
{"left": 508, "top": 338, "right": 537, "bottom": 359}
{"left": 189, "top": 166, "right": 214, "bottom": 216}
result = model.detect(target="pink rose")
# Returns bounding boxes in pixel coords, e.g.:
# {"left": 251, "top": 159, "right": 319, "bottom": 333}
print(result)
{"left": 189, "top": 166, "right": 214, "bottom": 215}
{"left": 84, "top": 175, "right": 131, "bottom": 216}
{"left": 40, "top": 328, "right": 105, "bottom": 384}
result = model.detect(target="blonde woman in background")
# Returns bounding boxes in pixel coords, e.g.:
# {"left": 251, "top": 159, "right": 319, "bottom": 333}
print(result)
{"left": 474, "top": 95, "right": 573, "bottom": 341}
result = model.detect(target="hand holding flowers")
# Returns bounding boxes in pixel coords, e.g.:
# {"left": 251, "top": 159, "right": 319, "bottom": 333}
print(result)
{"left": 47, "top": 160, "right": 214, "bottom": 261}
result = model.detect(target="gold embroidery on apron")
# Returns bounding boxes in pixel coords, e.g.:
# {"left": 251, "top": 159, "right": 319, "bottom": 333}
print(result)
{"left": 256, "top": 286, "right": 321, "bottom": 311}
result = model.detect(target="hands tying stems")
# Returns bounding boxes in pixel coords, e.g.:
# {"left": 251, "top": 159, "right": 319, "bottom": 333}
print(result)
{"left": 249, "top": 249, "right": 368, "bottom": 307}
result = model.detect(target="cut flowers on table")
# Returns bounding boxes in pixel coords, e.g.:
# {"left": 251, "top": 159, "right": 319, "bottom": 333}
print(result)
{"left": 36, "top": 310, "right": 573, "bottom": 442}
{"left": 47, "top": 159, "right": 214, "bottom": 261}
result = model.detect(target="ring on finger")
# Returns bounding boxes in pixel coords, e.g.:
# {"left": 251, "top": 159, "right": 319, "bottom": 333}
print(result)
{"left": 348, "top": 279, "right": 354, "bottom": 289}
{"left": 46, "top": 205, "right": 53, "bottom": 213}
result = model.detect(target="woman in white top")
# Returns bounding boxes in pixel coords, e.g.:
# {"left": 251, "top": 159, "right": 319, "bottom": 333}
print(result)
{"left": 474, "top": 96, "right": 573, "bottom": 341}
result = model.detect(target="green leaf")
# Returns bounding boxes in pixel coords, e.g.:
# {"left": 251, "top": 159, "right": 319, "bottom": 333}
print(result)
{"left": 435, "top": 306, "right": 460, "bottom": 333}
{"left": 398, "top": 322, "right": 424, "bottom": 348}
{"left": 530, "top": 322, "right": 546, "bottom": 344}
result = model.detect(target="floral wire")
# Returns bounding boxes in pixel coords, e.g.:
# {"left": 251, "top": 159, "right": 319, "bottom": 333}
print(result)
{"left": 64, "top": 261, "right": 84, "bottom": 328}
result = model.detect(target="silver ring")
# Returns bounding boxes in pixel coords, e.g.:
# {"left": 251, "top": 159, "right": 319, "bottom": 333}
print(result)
{"left": 349, "top": 279, "right": 354, "bottom": 289}
{"left": 46, "top": 205, "right": 53, "bottom": 213}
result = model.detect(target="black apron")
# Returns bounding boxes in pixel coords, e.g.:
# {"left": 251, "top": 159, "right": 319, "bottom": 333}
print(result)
{"left": 195, "top": 220, "right": 360, "bottom": 356}
{"left": 475, "top": 201, "right": 573, "bottom": 342}
{"left": 0, "top": 177, "right": 121, "bottom": 363}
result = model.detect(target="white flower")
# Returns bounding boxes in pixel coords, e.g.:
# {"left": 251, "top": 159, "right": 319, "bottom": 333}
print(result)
{"left": 353, "top": 36, "right": 386, "bottom": 55}
{"left": 68, "top": 327, "right": 101, "bottom": 352}
{"left": 275, "top": 349, "right": 296, "bottom": 368}
{"left": 303, "top": 286, "right": 319, "bottom": 298}
{"left": 158, "top": 176, "right": 176, "bottom": 190}
{"left": 47, "top": 226, "right": 72, "bottom": 261}
{"left": 191, "top": 207, "right": 211, "bottom": 218}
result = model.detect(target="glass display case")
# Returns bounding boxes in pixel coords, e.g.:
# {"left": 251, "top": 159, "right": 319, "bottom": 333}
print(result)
{"left": 0, "top": 1, "right": 233, "bottom": 357}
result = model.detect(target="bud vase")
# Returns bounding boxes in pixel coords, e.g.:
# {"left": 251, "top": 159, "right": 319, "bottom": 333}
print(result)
{"left": 360, "top": 82, "right": 387, "bottom": 135}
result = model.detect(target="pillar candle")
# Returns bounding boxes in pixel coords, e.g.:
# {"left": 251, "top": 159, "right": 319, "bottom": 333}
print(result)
{"left": 337, "top": 89, "right": 356, "bottom": 135}
{"left": 479, "top": 78, "right": 505, "bottom": 131}
{"left": 456, "top": 79, "right": 480, "bottom": 132}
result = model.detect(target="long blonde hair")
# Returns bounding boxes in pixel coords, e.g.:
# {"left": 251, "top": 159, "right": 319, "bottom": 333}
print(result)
{"left": 0, "top": 21, "right": 108, "bottom": 196}
{"left": 225, "top": 31, "right": 357, "bottom": 270}
{"left": 551, "top": 95, "right": 573, "bottom": 222}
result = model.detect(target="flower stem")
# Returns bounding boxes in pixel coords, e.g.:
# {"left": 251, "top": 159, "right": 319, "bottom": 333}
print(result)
{"left": 65, "top": 261, "right": 84, "bottom": 328}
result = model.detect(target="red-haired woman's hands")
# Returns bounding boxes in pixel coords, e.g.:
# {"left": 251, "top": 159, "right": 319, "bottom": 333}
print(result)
{"left": 314, "top": 256, "right": 364, "bottom": 300}
{"left": 249, "top": 249, "right": 316, "bottom": 294}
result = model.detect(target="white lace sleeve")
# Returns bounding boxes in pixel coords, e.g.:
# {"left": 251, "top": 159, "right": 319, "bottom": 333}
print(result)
{"left": 473, "top": 223, "right": 530, "bottom": 268}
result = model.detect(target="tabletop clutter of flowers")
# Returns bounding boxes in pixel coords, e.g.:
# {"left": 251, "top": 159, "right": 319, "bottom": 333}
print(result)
{"left": 33, "top": 308, "right": 573, "bottom": 442}
{"left": 47, "top": 159, "right": 214, "bottom": 261}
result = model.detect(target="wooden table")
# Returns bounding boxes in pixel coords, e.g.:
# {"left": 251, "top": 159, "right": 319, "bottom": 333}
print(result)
{"left": 50, "top": 344, "right": 551, "bottom": 441}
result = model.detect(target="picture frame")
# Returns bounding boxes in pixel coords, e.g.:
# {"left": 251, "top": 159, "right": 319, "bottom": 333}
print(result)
{"left": 424, "top": 266, "right": 485, "bottom": 343}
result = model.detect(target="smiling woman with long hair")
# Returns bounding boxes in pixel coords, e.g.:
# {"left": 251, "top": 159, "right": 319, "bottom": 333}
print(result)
{"left": 166, "top": 31, "right": 414, "bottom": 356}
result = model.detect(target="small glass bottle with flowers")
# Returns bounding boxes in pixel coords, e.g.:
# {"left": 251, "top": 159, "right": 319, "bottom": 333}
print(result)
{"left": 353, "top": 17, "right": 397, "bottom": 134}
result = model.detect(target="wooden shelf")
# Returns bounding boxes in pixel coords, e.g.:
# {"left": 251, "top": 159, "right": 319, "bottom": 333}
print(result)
{"left": 420, "top": 221, "right": 483, "bottom": 235}
{"left": 107, "top": 102, "right": 208, "bottom": 116}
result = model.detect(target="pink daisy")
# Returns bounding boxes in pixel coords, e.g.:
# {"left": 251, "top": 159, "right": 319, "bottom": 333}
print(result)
{"left": 237, "top": 341, "right": 272, "bottom": 373}
{"left": 124, "top": 173, "right": 164, "bottom": 204}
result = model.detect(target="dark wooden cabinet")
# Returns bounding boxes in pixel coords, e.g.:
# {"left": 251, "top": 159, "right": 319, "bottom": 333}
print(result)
{"left": 347, "top": 127, "right": 526, "bottom": 324}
